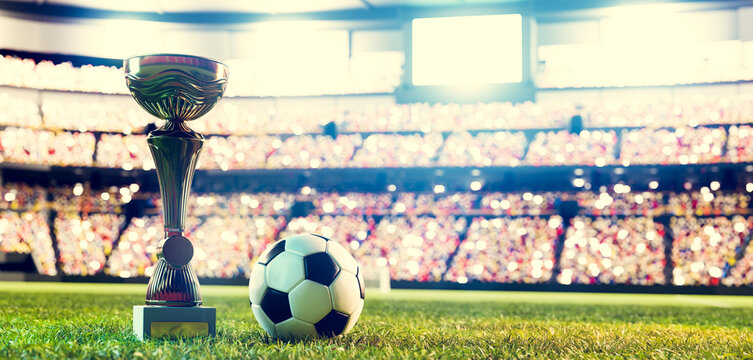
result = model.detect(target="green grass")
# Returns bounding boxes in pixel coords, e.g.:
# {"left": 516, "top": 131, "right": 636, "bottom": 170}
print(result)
{"left": 1, "top": 282, "right": 753, "bottom": 359}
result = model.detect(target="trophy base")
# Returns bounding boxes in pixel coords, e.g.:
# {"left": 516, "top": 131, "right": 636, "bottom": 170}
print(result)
{"left": 133, "top": 305, "right": 216, "bottom": 341}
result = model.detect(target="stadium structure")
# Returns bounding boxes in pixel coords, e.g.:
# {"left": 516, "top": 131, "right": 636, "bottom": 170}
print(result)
{"left": 1, "top": 0, "right": 753, "bottom": 297}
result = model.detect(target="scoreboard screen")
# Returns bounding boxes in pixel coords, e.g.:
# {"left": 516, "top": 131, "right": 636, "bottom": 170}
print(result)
{"left": 411, "top": 14, "right": 523, "bottom": 86}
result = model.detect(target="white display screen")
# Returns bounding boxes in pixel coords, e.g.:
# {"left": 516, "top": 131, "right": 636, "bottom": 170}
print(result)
{"left": 412, "top": 14, "right": 523, "bottom": 86}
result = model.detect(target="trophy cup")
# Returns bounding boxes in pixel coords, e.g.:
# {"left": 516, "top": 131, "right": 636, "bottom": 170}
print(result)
{"left": 124, "top": 54, "right": 228, "bottom": 340}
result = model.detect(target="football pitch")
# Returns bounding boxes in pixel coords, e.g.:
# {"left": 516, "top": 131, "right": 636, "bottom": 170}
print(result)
{"left": 1, "top": 282, "right": 752, "bottom": 359}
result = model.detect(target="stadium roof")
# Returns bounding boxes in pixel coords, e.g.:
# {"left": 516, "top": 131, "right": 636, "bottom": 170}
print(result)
{"left": 0, "top": 0, "right": 749, "bottom": 23}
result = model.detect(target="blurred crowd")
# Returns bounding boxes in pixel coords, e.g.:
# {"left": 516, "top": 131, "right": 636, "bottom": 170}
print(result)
{"left": 479, "top": 192, "right": 558, "bottom": 216}
{"left": 361, "top": 216, "right": 467, "bottom": 282}
{"left": 279, "top": 215, "right": 373, "bottom": 250}
{"left": 670, "top": 216, "right": 752, "bottom": 286}
{"left": 0, "top": 210, "right": 57, "bottom": 275}
{"left": 0, "top": 183, "right": 46, "bottom": 211}
{"left": 4, "top": 84, "right": 753, "bottom": 169}
{"left": 724, "top": 237, "right": 753, "bottom": 287}
{"left": 444, "top": 216, "right": 561, "bottom": 284}
{"left": 0, "top": 56, "right": 125, "bottom": 94}
{"left": 55, "top": 213, "right": 123, "bottom": 276}
{"left": 525, "top": 130, "right": 617, "bottom": 167}
{"left": 620, "top": 127, "right": 726, "bottom": 165}
{"left": 7, "top": 56, "right": 753, "bottom": 288}
{"left": 187, "top": 193, "right": 294, "bottom": 217}
{"left": 350, "top": 133, "right": 444, "bottom": 167}
{"left": 437, "top": 131, "right": 526, "bottom": 167}
{"left": 4, "top": 126, "right": 746, "bottom": 169}
{"left": 267, "top": 135, "right": 362, "bottom": 169}
{"left": 0, "top": 55, "right": 401, "bottom": 97}
{"left": 190, "top": 215, "right": 286, "bottom": 278}
{"left": 105, "top": 216, "right": 164, "bottom": 278}
{"left": 558, "top": 217, "right": 666, "bottom": 285}
{"left": 581, "top": 97, "right": 753, "bottom": 128}
{"left": 0, "top": 127, "right": 95, "bottom": 166}
{"left": 4, "top": 186, "right": 753, "bottom": 287}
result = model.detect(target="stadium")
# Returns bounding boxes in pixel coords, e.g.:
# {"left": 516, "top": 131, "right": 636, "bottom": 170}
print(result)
{"left": 1, "top": 0, "right": 753, "bottom": 357}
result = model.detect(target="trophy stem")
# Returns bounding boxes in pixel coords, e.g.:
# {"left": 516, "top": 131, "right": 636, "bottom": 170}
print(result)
{"left": 145, "top": 121, "right": 204, "bottom": 306}
{"left": 148, "top": 122, "right": 204, "bottom": 234}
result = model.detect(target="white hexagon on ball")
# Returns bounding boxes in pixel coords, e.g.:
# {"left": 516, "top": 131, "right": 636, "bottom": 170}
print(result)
{"left": 266, "top": 251, "right": 305, "bottom": 293}
{"left": 329, "top": 271, "right": 361, "bottom": 314}
{"left": 326, "top": 240, "right": 358, "bottom": 275}
{"left": 275, "top": 317, "right": 318, "bottom": 339}
{"left": 344, "top": 298, "right": 364, "bottom": 334}
{"left": 289, "top": 280, "right": 332, "bottom": 324}
{"left": 248, "top": 262, "right": 267, "bottom": 305}
{"left": 285, "top": 234, "right": 327, "bottom": 256}
{"left": 251, "top": 304, "right": 277, "bottom": 338}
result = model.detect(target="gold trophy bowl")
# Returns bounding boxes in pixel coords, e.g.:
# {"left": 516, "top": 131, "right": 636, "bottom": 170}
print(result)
{"left": 126, "top": 54, "right": 228, "bottom": 340}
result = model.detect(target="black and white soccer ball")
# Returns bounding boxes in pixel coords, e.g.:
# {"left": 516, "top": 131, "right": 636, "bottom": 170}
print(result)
{"left": 249, "top": 234, "right": 365, "bottom": 339}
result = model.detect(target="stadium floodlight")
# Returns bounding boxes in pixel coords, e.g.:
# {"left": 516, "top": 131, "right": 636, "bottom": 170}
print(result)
{"left": 125, "top": 54, "right": 229, "bottom": 340}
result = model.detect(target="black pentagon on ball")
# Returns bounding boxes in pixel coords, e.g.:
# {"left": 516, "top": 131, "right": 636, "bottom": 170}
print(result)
{"left": 260, "top": 288, "right": 292, "bottom": 324}
{"left": 304, "top": 252, "right": 340, "bottom": 286}
{"left": 356, "top": 267, "right": 365, "bottom": 299}
{"left": 315, "top": 310, "right": 349, "bottom": 337}
{"left": 257, "top": 240, "right": 286, "bottom": 265}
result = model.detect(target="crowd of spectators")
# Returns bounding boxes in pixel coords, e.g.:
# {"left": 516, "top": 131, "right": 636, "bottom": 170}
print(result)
{"left": 436, "top": 131, "right": 526, "bottom": 167}
{"left": 313, "top": 193, "right": 393, "bottom": 215}
{"left": 279, "top": 215, "right": 373, "bottom": 252}
{"left": 342, "top": 101, "right": 573, "bottom": 132}
{"left": 620, "top": 127, "right": 726, "bottom": 165}
{"left": 6, "top": 186, "right": 753, "bottom": 287}
{"left": 524, "top": 130, "right": 617, "bottom": 166}
{"left": 723, "top": 238, "right": 753, "bottom": 287}
{"left": 0, "top": 127, "right": 95, "bottom": 166}
{"left": 94, "top": 134, "right": 152, "bottom": 170}
{"left": 42, "top": 95, "right": 156, "bottom": 133}
{"left": 105, "top": 216, "right": 165, "bottom": 278}
{"left": 350, "top": 133, "right": 444, "bottom": 168}
{"left": 0, "top": 183, "right": 46, "bottom": 211}
{"left": 55, "top": 213, "right": 124, "bottom": 276}
{"left": 187, "top": 192, "right": 294, "bottom": 216}
{"left": 434, "top": 193, "right": 478, "bottom": 215}
{"left": 191, "top": 215, "right": 286, "bottom": 278}
{"left": 670, "top": 216, "right": 752, "bottom": 286}
{"left": 49, "top": 183, "right": 139, "bottom": 213}
{"left": 359, "top": 216, "right": 466, "bottom": 282}
{"left": 197, "top": 135, "right": 276, "bottom": 171}
{"left": 558, "top": 217, "right": 666, "bottom": 285}
{"left": 0, "top": 56, "right": 125, "bottom": 94}
{"left": 445, "top": 216, "right": 561, "bottom": 284}
{"left": 0, "top": 210, "right": 57, "bottom": 275}
{"left": 582, "top": 97, "right": 753, "bottom": 128}
{"left": 0, "top": 55, "right": 401, "bottom": 97}
{"left": 577, "top": 192, "right": 665, "bottom": 216}
{"left": 479, "top": 192, "right": 558, "bottom": 216}
{"left": 666, "top": 191, "right": 750, "bottom": 216}
{"left": 8, "top": 89, "right": 753, "bottom": 170}
{"left": 726, "top": 125, "right": 753, "bottom": 163}
{"left": 0, "top": 90, "right": 41, "bottom": 128}
{"left": 267, "top": 135, "right": 361, "bottom": 169}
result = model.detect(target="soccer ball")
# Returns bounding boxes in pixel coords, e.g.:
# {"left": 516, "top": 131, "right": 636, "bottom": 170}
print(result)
{"left": 248, "top": 234, "right": 365, "bottom": 339}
